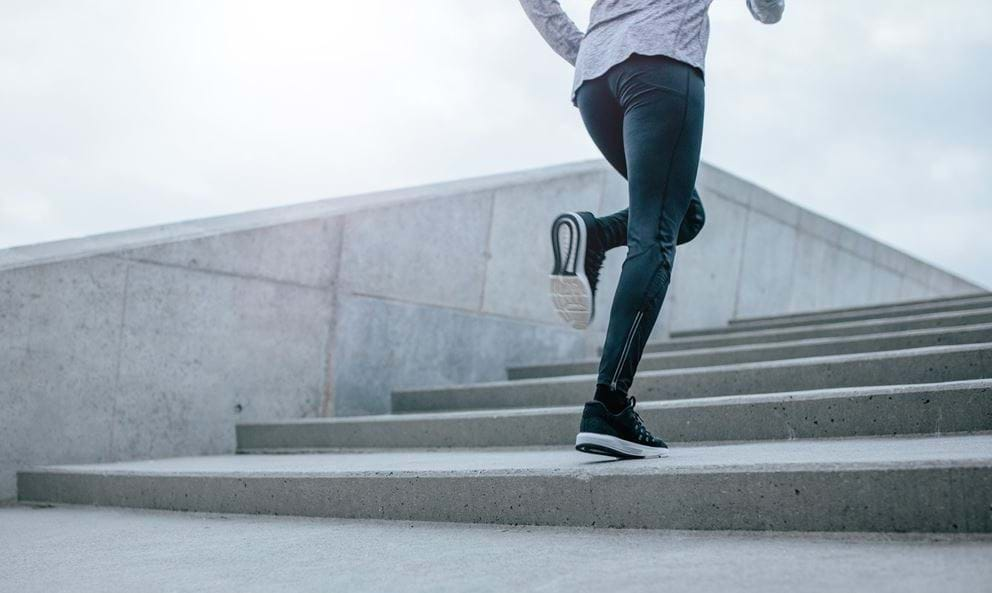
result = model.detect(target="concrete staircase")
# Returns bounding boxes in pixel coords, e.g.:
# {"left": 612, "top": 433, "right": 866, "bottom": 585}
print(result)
{"left": 18, "top": 293, "right": 992, "bottom": 533}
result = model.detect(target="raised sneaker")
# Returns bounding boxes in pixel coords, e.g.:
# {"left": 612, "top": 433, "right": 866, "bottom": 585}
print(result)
{"left": 575, "top": 397, "right": 669, "bottom": 459}
{"left": 549, "top": 211, "right": 606, "bottom": 330}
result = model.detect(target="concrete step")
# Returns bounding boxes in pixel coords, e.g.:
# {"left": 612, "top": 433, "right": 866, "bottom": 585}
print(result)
{"left": 516, "top": 323, "right": 992, "bottom": 379}
{"left": 672, "top": 295, "right": 992, "bottom": 338}
{"left": 5, "top": 506, "right": 992, "bottom": 593}
{"left": 395, "top": 343, "right": 992, "bottom": 413}
{"left": 727, "top": 292, "right": 992, "bottom": 331}
{"left": 18, "top": 434, "right": 992, "bottom": 532}
{"left": 237, "top": 380, "right": 992, "bottom": 451}
{"left": 673, "top": 303, "right": 992, "bottom": 340}
{"left": 672, "top": 296, "right": 992, "bottom": 337}
{"left": 643, "top": 307, "right": 992, "bottom": 354}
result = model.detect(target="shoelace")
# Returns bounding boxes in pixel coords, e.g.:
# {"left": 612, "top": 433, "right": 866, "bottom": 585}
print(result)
{"left": 627, "top": 396, "right": 651, "bottom": 442}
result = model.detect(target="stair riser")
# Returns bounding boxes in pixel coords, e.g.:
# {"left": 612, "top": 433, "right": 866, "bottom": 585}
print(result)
{"left": 645, "top": 310, "right": 992, "bottom": 353}
{"left": 394, "top": 346, "right": 992, "bottom": 412}
{"left": 18, "top": 466, "right": 991, "bottom": 532}
{"left": 514, "top": 325, "right": 992, "bottom": 379}
{"left": 238, "top": 385, "right": 992, "bottom": 451}
{"left": 697, "top": 295, "right": 992, "bottom": 335}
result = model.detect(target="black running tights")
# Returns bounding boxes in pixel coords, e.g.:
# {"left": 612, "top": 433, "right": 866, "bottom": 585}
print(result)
{"left": 575, "top": 52, "right": 705, "bottom": 394}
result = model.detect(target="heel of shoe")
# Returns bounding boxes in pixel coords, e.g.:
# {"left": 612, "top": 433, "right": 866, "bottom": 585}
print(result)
{"left": 575, "top": 432, "right": 668, "bottom": 459}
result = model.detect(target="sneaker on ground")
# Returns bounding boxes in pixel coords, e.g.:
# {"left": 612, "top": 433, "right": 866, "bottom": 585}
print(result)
{"left": 575, "top": 397, "right": 669, "bottom": 459}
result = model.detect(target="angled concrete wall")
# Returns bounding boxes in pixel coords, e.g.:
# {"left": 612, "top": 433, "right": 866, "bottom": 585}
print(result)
{"left": 648, "top": 165, "right": 979, "bottom": 335}
{"left": 0, "top": 160, "right": 982, "bottom": 499}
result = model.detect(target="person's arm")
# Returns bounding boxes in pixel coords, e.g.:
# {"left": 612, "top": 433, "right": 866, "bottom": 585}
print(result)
{"left": 747, "top": 0, "right": 784, "bottom": 24}
{"left": 518, "top": 0, "right": 584, "bottom": 66}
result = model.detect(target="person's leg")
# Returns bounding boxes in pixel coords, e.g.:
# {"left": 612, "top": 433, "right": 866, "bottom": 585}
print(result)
{"left": 547, "top": 72, "right": 627, "bottom": 330}
{"left": 574, "top": 79, "right": 705, "bottom": 252}
{"left": 597, "top": 189, "right": 705, "bottom": 250}
{"left": 551, "top": 60, "right": 705, "bottom": 333}
{"left": 573, "top": 74, "right": 631, "bottom": 408}
{"left": 595, "top": 55, "right": 705, "bottom": 396}
{"left": 573, "top": 75, "right": 629, "bottom": 252}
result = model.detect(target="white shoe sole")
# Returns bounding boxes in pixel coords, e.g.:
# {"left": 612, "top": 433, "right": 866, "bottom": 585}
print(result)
{"left": 550, "top": 213, "right": 593, "bottom": 330}
{"left": 575, "top": 432, "right": 669, "bottom": 459}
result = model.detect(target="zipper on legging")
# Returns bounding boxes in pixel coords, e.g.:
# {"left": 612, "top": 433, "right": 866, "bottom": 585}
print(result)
{"left": 610, "top": 310, "right": 644, "bottom": 391}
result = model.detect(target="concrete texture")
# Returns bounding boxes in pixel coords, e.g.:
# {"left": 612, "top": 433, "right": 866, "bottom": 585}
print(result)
{"left": 237, "top": 381, "right": 992, "bottom": 451}
{"left": 17, "top": 434, "right": 992, "bottom": 532}
{"left": 481, "top": 169, "right": 603, "bottom": 320}
{"left": 0, "top": 162, "right": 606, "bottom": 499}
{"left": 727, "top": 292, "right": 992, "bottom": 331}
{"left": 4, "top": 506, "right": 991, "bottom": 593}
{"left": 121, "top": 217, "right": 344, "bottom": 288}
{"left": 511, "top": 323, "right": 992, "bottom": 378}
{"left": 338, "top": 190, "right": 493, "bottom": 311}
{"left": 734, "top": 210, "right": 800, "bottom": 318}
{"left": 114, "top": 262, "right": 332, "bottom": 458}
{"left": 1, "top": 258, "right": 127, "bottom": 505}
{"left": 1, "top": 159, "right": 983, "bottom": 501}
{"left": 647, "top": 307, "right": 992, "bottom": 353}
{"left": 659, "top": 164, "right": 986, "bottom": 332}
{"left": 666, "top": 188, "right": 751, "bottom": 334}
{"left": 331, "top": 295, "right": 585, "bottom": 416}
{"left": 394, "top": 344, "right": 992, "bottom": 413}
{"left": 0, "top": 256, "right": 333, "bottom": 504}
{"left": 682, "top": 295, "right": 992, "bottom": 337}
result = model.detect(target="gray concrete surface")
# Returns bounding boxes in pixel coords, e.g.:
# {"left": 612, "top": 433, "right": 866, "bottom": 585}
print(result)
{"left": 512, "top": 323, "right": 992, "bottom": 378}
{"left": 17, "top": 434, "right": 992, "bottom": 532}
{"left": 0, "top": 162, "right": 598, "bottom": 500}
{"left": 725, "top": 292, "right": 992, "bottom": 331}
{"left": 644, "top": 307, "right": 992, "bottom": 353}
{"left": 237, "top": 381, "right": 992, "bottom": 451}
{"left": 3, "top": 505, "right": 990, "bottom": 593}
{"left": 1, "top": 159, "right": 982, "bottom": 501}
{"left": 0, "top": 256, "right": 334, "bottom": 502}
{"left": 679, "top": 296, "right": 992, "bottom": 338}
{"left": 395, "top": 344, "right": 992, "bottom": 413}
{"left": 331, "top": 294, "right": 584, "bottom": 416}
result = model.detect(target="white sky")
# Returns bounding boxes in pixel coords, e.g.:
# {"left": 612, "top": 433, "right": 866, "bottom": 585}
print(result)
{"left": 1, "top": 0, "right": 989, "bottom": 287}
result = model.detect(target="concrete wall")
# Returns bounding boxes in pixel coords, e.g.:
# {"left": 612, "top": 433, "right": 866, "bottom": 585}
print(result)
{"left": 0, "top": 160, "right": 982, "bottom": 499}
{"left": 648, "top": 164, "right": 981, "bottom": 334}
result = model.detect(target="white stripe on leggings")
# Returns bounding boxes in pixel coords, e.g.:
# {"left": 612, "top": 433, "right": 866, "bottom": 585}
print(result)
{"left": 610, "top": 310, "right": 643, "bottom": 391}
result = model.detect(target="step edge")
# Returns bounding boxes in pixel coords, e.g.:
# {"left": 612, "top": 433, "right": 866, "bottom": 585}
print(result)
{"left": 670, "top": 305, "right": 992, "bottom": 340}
{"left": 240, "top": 380, "right": 992, "bottom": 428}
{"left": 508, "top": 323, "right": 992, "bottom": 373}
{"left": 20, "top": 455, "right": 992, "bottom": 482}
{"left": 393, "top": 343, "right": 992, "bottom": 398}
{"left": 729, "top": 292, "right": 992, "bottom": 325}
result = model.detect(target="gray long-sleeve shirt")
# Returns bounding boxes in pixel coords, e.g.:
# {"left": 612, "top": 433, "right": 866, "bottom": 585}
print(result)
{"left": 519, "top": 0, "right": 784, "bottom": 104}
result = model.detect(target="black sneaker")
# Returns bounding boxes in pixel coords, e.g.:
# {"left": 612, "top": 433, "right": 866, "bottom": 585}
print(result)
{"left": 575, "top": 397, "right": 668, "bottom": 459}
{"left": 550, "top": 211, "right": 606, "bottom": 330}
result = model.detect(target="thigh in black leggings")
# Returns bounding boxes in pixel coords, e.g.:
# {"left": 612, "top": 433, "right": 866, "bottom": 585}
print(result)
{"left": 576, "top": 53, "right": 705, "bottom": 394}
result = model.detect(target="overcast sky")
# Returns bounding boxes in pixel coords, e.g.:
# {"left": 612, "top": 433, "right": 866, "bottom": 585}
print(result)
{"left": 1, "top": 0, "right": 989, "bottom": 287}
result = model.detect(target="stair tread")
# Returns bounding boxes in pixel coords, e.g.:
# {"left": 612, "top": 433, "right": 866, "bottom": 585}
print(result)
{"left": 665, "top": 306, "right": 992, "bottom": 342}
{"left": 4, "top": 505, "right": 991, "bottom": 593}
{"left": 513, "top": 323, "right": 992, "bottom": 372}
{"left": 241, "top": 379, "right": 992, "bottom": 426}
{"left": 729, "top": 292, "right": 992, "bottom": 324}
{"left": 400, "top": 343, "right": 992, "bottom": 393}
{"left": 28, "top": 434, "right": 992, "bottom": 478}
